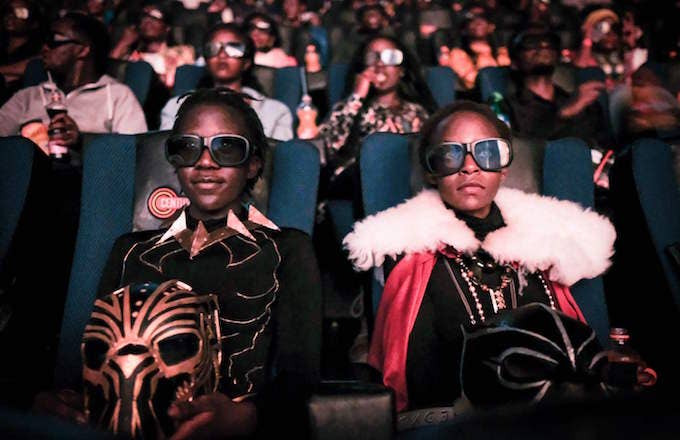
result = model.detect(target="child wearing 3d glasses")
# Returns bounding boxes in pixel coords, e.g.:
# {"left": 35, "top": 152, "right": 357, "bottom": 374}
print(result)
{"left": 34, "top": 88, "right": 321, "bottom": 439}
{"left": 344, "top": 101, "right": 627, "bottom": 413}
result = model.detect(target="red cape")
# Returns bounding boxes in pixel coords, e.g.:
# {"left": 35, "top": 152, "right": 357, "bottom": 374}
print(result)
{"left": 367, "top": 251, "right": 586, "bottom": 412}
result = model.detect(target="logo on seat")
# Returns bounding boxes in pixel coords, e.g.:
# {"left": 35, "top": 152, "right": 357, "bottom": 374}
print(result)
{"left": 148, "top": 187, "right": 189, "bottom": 219}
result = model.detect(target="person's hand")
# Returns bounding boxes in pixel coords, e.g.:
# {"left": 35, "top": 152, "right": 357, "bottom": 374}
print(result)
{"left": 449, "top": 49, "right": 475, "bottom": 75}
{"left": 168, "top": 392, "right": 257, "bottom": 440}
{"left": 208, "top": 0, "right": 227, "bottom": 13}
{"left": 575, "top": 81, "right": 605, "bottom": 106}
{"left": 118, "top": 25, "right": 139, "bottom": 48}
{"left": 559, "top": 81, "right": 604, "bottom": 118}
{"left": 33, "top": 389, "right": 86, "bottom": 425}
{"left": 48, "top": 113, "right": 81, "bottom": 148}
{"left": 419, "top": 23, "right": 437, "bottom": 38}
{"left": 353, "top": 67, "right": 376, "bottom": 98}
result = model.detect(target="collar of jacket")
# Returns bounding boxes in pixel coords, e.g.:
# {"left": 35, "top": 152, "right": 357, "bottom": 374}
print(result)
{"left": 343, "top": 188, "right": 615, "bottom": 286}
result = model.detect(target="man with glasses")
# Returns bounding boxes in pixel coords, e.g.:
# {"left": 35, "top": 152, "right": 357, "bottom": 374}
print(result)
{"left": 505, "top": 27, "right": 610, "bottom": 147}
{"left": 0, "top": 12, "right": 146, "bottom": 145}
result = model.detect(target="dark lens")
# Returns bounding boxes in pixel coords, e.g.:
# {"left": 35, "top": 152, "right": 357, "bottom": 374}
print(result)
{"left": 427, "top": 143, "right": 465, "bottom": 176}
{"left": 166, "top": 135, "right": 202, "bottom": 167}
{"left": 203, "top": 42, "right": 221, "bottom": 58}
{"left": 158, "top": 333, "right": 200, "bottom": 365}
{"left": 473, "top": 139, "right": 510, "bottom": 170}
{"left": 210, "top": 135, "right": 249, "bottom": 166}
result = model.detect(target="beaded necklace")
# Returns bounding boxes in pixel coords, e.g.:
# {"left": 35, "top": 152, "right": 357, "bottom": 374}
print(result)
{"left": 443, "top": 252, "right": 557, "bottom": 325}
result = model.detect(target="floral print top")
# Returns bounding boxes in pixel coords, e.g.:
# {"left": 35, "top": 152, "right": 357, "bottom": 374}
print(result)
{"left": 319, "top": 94, "right": 430, "bottom": 154}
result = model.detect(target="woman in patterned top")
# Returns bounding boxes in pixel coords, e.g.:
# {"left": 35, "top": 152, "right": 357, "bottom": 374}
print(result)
{"left": 319, "top": 34, "right": 436, "bottom": 182}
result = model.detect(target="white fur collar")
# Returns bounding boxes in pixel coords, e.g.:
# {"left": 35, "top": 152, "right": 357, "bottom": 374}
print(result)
{"left": 343, "top": 188, "right": 616, "bottom": 286}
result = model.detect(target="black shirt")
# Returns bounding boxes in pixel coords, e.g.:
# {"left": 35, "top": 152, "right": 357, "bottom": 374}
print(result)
{"left": 395, "top": 205, "right": 558, "bottom": 410}
{"left": 98, "top": 217, "right": 322, "bottom": 434}
{"left": 506, "top": 83, "right": 611, "bottom": 148}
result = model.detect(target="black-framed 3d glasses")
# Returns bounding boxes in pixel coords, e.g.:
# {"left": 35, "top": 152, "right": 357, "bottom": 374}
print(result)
{"left": 364, "top": 48, "right": 404, "bottom": 67}
{"left": 425, "top": 138, "right": 513, "bottom": 177}
{"left": 203, "top": 41, "right": 247, "bottom": 59}
{"left": 518, "top": 34, "right": 559, "bottom": 52}
{"left": 165, "top": 133, "right": 251, "bottom": 168}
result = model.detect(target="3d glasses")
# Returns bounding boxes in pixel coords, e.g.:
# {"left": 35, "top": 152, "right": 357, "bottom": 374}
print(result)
{"left": 203, "top": 41, "right": 247, "bottom": 59}
{"left": 165, "top": 133, "right": 251, "bottom": 167}
{"left": 364, "top": 48, "right": 404, "bottom": 67}
{"left": 516, "top": 33, "right": 560, "bottom": 52}
{"left": 592, "top": 19, "right": 620, "bottom": 42}
{"left": 425, "top": 138, "right": 512, "bottom": 176}
{"left": 45, "top": 32, "right": 83, "bottom": 49}
{"left": 248, "top": 20, "right": 272, "bottom": 32}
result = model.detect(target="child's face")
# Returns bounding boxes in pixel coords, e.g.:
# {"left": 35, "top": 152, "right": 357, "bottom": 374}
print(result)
{"left": 176, "top": 105, "right": 261, "bottom": 220}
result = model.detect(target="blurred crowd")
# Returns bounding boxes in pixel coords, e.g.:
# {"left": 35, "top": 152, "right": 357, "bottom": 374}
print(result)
{"left": 1, "top": 0, "right": 680, "bottom": 430}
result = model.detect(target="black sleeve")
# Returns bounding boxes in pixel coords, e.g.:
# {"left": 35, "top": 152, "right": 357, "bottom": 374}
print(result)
{"left": 273, "top": 229, "right": 322, "bottom": 381}
{"left": 96, "top": 233, "right": 137, "bottom": 298}
{"left": 251, "top": 228, "right": 322, "bottom": 438}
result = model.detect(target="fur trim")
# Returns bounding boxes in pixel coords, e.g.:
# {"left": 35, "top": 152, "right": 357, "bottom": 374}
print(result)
{"left": 343, "top": 188, "right": 616, "bottom": 286}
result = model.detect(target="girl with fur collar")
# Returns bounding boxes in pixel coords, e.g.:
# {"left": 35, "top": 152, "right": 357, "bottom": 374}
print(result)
{"left": 344, "top": 101, "right": 616, "bottom": 412}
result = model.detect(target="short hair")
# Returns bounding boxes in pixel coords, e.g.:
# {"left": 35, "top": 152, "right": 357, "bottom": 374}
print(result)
{"left": 418, "top": 100, "right": 512, "bottom": 174}
{"left": 202, "top": 22, "right": 255, "bottom": 65}
{"left": 60, "top": 12, "right": 111, "bottom": 75}
{"left": 355, "top": 4, "right": 389, "bottom": 23}
{"left": 509, "top": 27, "right": 561, "bottom": 61}
{"left": 172, "top": 88, "right": 268, "bottom": 191}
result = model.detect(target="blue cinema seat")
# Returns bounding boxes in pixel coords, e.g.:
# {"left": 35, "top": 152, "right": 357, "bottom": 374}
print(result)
{"left": 54, "top": 133, "right": 320, "bottom": 388}
{"left": 0, "top": 137, "right": 36, "bottom": 263}
{"left": 327, "top": 63, "right": 456, "bottom": 109}
{"left": 542, "top": 138, "right": 610, "bottom": 343}
{"left": 22, "top": 58, "right": 153, "bottom": 106}
{"left": 173, "top": 64, "right": 301, "bottom": 118}
{"left": 630, "top": 138, "right": 680, "bottom": 304}
{"left": 172, "top": 64, "right": 205, "bottom": 96}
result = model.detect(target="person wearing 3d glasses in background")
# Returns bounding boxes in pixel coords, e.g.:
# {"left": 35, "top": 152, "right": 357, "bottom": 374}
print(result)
{"left": 344, "top": 101, "right": 630, "bottom": 413}
{"left": 574, "top": 8, "right": 628, "bottom": 90}
{"left": 0, "top": 11, "right": 146, "bottom": 151}
{"left": 319, "top": 34, "right": 436, "bottom": 190}
{"left": 109, "top": 4, "right": 195, "bottom": 88}
{"left": 33, "top": 88, "right": 322, "bottom": 439}
{"left": 243, "top": 12, "right": 297, "bottom": 68}
{"left": 160, "top": 23, "right": 293, "bottom": 141}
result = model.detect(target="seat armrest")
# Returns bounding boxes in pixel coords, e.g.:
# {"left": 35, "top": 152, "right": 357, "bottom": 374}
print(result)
{"left": 307, "top": 380, "right": 394, "bottom": 440}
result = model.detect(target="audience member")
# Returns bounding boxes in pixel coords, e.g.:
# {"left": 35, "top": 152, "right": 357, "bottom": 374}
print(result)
{"left": 330, "top": 3, "right": 395, "bottom": 63}
{"left": 33, "top": 88, "right": 322, "bottom": 438}
{"left": 574, "top": 8, "right": 627, "bottom": 89}
{"left": 244, "top": 12, "right": 296, "bottom": 68}
{"left": 344, "top": 101, "right": 618, "bottom": 411}
{"left": 0, "top": 12, "right": 146, "bottom": 146}
{"left": 0, "top": 0, "right": 43, "bottom": 102}
{"left": 439, "top": 7, "right": 510, "bottom": 93}
{"left": 110, "top": 4, "right": 195, "bottom": 88}
{"left": 505, "top": 28, "right": 611, "bottom": 147}
{"left": 160, "top": 23, "right": 293, "bottom": 140}
{"left": 319, "top": 34, "right": 435, "bottom": 187}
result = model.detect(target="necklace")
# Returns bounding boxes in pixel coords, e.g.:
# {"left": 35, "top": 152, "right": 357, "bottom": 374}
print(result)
{"left": 456, "top": 255, "right": 513, "bottom": 319}
{"left": 444, "top": 253, "right": 557, "bottom": 325}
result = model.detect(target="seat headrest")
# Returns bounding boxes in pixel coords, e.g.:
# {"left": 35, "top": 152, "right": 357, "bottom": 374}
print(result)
{"left": 132, "top": 131, "right": 275, "bottom": 231}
